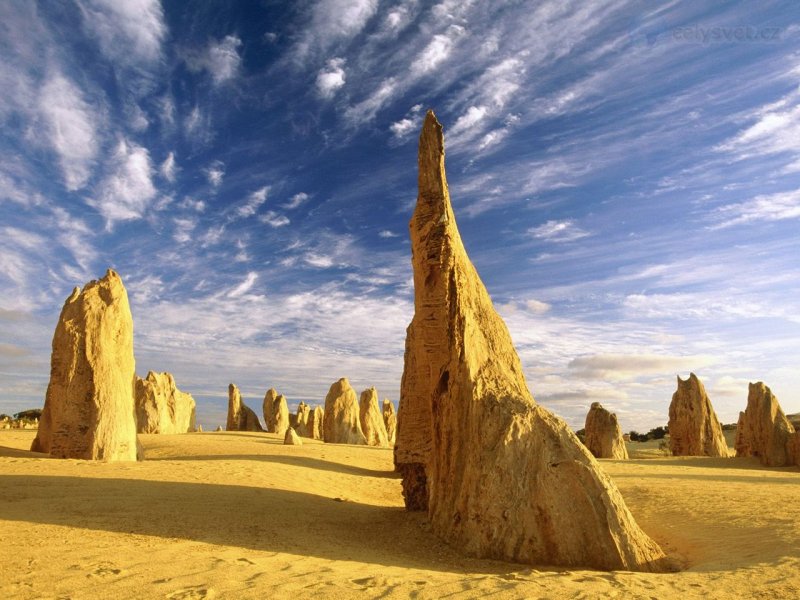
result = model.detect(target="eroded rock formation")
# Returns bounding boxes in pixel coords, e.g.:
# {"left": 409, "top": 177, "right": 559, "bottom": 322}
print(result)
{"left": 323, "top": 378, "right": 366, "bottom": 445}
{"left": 359, "top": 387, "right": 389, "bottom": 447}
{"left": 668, "top": 373, "right": 728, "bottom": 457}
{"left": 735, "top": 382, "right": 796, "bottom": 467}
{"left": 309, "top": 406, "right": 324, "bottom": 440}
{"left": 584, "top": 402, "right": 628, "bottom": 459}
{"left": 294, "top": 402, "right": 311, "bottom": 437}
{"left": 135, "top": 371, "right": 196, "bottom": 434}
{"left": 272, "top": 394, "right": 290, "bottom": 437}
{"left": 226, "top": 384, "right": 264, "bottom": 432}
{"left": 31, "top": 269, "right": 142, "bottom": 461}
{"left": 393, "top": 111, "right": 665, "bottom": 570}
{"left": 383, "top": 399, "right": 397, "bottom": 446}
{"left": 284, "top": 427, "right": 303, "bottom": 445}
{"left": 263, "top": 388, "right": 278, "bottom": 431}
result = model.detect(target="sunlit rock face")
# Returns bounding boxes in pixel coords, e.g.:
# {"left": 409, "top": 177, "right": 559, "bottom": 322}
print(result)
{"left": 359, "top": 387, "right": 389, "bottom": 447}
{"left": 584, "top": 402, "right": 629, "bottom": 460}
{"left": 31, "top": 269, "right": 142, "bottom": 461}
{"left": 668, "top": 373, "right": 728, "bottom": 457}
{"left": 735, "top": 382, "right": 796, "bottom": 467}
{"left": 395, "top": 111, "right": 666, "bottom": 571}
{"left": 135, "top": 371, "right": 196, "bottom": 434}
{"left": 323, "top": 378, "right": 366, "bottom": 445}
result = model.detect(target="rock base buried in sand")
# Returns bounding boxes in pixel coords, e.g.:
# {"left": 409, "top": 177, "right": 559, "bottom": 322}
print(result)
{"left": 135, "top": 371, "right": 196, "bottom": 434}
{"left": 735, "top": 382, "right": 796, "bottom": 467}
{"left": 394, "top": 111, "right": 666, "bottom": 571}
{"left": 323, "top": 378, "right": 366, "bottom": 445}
{"left": 31, "top": 269, "right": 142, "bottom": 461}
{"left": 284, "top": 427, "right": 303, "bottom": 445}
{"left": 584, "top": 402, "right": 628, "bottom": 459}
{"left": 668, "top": 373, "right": 728, "bottom": 457}
{"left": 226, "top": 384, "right": 264, "bottom": 432}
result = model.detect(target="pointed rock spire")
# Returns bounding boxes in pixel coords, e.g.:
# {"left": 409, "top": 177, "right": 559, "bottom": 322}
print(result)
{"left": 668, "top": 373, "right": 728, "bottom": 457}
{"left": 395, "top": 110, "right": 666, "bottom": 570}
{"left": 31, "top": 269, "right": 142, "bottom": 460}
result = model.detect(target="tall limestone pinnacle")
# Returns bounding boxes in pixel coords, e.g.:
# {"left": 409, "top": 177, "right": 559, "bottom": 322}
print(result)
{"left": 395, "top": 110, "right": 666, "bottom": 570}
{"left": 668, "top": 373, "right": 728, "bottom": 457}
{"left": 31, "top": 269, "right": 142, "bottom": 461}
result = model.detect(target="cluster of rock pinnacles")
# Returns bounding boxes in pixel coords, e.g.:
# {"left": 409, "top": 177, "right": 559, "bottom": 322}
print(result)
{"left": 29, "top": 111, "right": 798, "bottom": 573}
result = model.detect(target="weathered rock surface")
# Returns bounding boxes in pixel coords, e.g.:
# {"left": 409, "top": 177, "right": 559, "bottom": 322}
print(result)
{"left": 584, "top": 402, "right": 628, "bottom": 459}
{"left": 382, "top": 399, "right": 397, "bottom": 446}
{"left": 668, "top": 373, "right": 728, "bottom": 457}
{"left": 31, "top": 270, "right": 142, "bottom": 461}
{"left": 215, "top": 425, "right": 223, "bottom": 432}
{"left": 135, "top": 371, "right": 196, "bottom": 434}
{"left": 226, "top": 384, "right": 264, "bottom": 432}
{"left": 323, "top": 378, "right": 367, "bottom": 445}
{"left": 272, "top": 394, "right": 290, "bottom": 437}
{"left": 309, "top": 406, "right": 324, "bottom": 440}
{"left": 359, "top": 387, "right": 389, "bottom": 447}
{"left": 294, "top": 402, "right": 311, "bottom": 437}
{"left": 394, "top": 111, "right": 665, "bottom": 570}
{"left": 263, "top": 388, "right": 279, "bottom": 432}
{"left": 735, "top": 382, "right": 796, "bottom": 467}
{"left": 284, "top": 427, "right": 303, "bottom": 445}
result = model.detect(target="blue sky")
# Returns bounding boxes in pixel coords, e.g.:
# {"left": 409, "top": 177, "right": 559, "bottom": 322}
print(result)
{"left": 1, "top": 1, "right": 799, "bottom": 432}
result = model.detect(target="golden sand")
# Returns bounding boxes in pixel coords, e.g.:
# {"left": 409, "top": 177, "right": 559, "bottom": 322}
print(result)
{"left": 1, "top": 430, "right": 798, "bottom": 599}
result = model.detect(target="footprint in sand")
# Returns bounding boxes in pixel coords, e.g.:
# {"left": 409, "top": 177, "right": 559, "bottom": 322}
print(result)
{"left": 87, "top": 564, "right": 123, "bottom": 578}
{"left": 165, "top": 587, "right": 214, "bottom": 599}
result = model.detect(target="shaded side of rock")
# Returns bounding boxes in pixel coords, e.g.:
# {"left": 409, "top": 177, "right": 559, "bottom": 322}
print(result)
{"left": 226, "top": 384, "right": 264, "bottom": 432}
{"left": 273, "top": 394, "right": 290, "bottom": 437}
{"left": 323, "top": 378, "right": 367, "bottom": 445}
{"left": 584, "top": 402, "right": 628, "bottom": 459}
{"left": 31, "top": 269, "right": 141, "bottom": 461}
{"left": 735, "top": 382, "right": 796, "bottom": 466}
{"left": 263, "top": 388, "right": 279, "bottom": 432}
{"left": 668, "top": 373, "right": 728, "bottom": 457}
{"left": 395, "top": 111, "right": 666, "bottom": 571}
{"left": 383, "top": 399, "right": 397, "bottom": 446}
{"left": 135, "top": 371, "right": 196, "bottom": 434}
{"left": 294, "top": 402, "right": 311, "bottom": 437}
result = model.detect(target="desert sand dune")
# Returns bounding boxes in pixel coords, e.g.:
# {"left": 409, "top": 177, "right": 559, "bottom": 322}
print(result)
{"left": 1, "top": 430, "right": 799, "bottom": 599}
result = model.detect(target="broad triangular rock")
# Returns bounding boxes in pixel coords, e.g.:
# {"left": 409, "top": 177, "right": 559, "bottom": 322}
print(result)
{"left": 735, "top": 382, "right": 796, "bottom": 466}
{"left": 31, "top": 269, "right": 142, "bottom": 461}
{"left": 667, "top": 373, "right": 728, "bottom": 457}
{"left": 584, "top": 402, "right": 628, "bottom": 459}
{"left": 323, "top": 378, "right": 367, "bottom": 445}
{"left": 226, "top": 384, "right": 264, "bottom": 432}
{"left": 135, "top": 371, "right": 196, "bottom": 434}
{"left": 284, "top": 427, "right": 303, "bottom": 445}
{"left": 382, "top": 399, "right": 397, "bottom": 446}
{"left": 394, "top": 111, "right": 665, "bottom": 570}
{"left": 359, "top": 387, "right": 389, "bottom": 447}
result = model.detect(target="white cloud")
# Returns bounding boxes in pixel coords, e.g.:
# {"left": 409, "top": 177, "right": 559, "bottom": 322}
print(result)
{"left": 38, "top": 74, "right": 99, "bottom": 191}
{"left": 710, "top": 189, "right": 800, "bottom": 229}
{"left": 160, "top": 151, "right": 176, "bottom": 182}
{"left": 260, "top": 211, "right": 290, "bottom": 227}
{"left": 316, "top": 58, "right": 346, "bottom": 99}
{"left": 381, "top": 0, "right": 418, "bottom": 35}
{"left": 524, "top": 299, "right": 551, "bottom": 314}
{"left": 78, "top": 0, "right": 166, "bottom": 65}
{"left": 344, "top": 78, "right": 397, "bottom": 123}
{"left": 178, "top": 196, "right": 205, "bottom": 212}
{"left": 188, "top": 35, "right": 243, "bottom": 85}
{"left": 173, "top": 216, "right": 198, "bottom": 244}
{"left": 304, "top": 253, "right": 335, "bottom": 268}
{"left": 450, "top": 105, "right": 488, "bottom": 135}
{"left": 284, "top": 192, "right": 309, "bottom": 209}
{"left": 205, "top": 161, "right": 225, "bottom": 188}
{"left": 90, "top": 138, "right": 157, "bottom": 227}
{"left": 410, "top": 30, "right": 459, "bottom": 76}
{"left": 236, "top": 186, "right": 270, "bottom": 218}
{"left": 227, "top": 272, "right": 258, "bottom": 298}
{"left": 390, "top": 104, "right": 423, "bottom": 140}
{"left": 568, "top": 353, "right": 717, "bottom": 381}
{"left": 294, "top": 0, "right": 378, "bottom": 60}
{"left": 378, "top": 230, "right": 399, "bottom": 238}
{"left": 528, "top": 220, "right": 590, "bottom": 242}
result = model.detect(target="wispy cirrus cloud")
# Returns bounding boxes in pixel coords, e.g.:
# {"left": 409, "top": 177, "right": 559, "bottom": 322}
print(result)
{"left": 528, "top": 220, "right": 590, "bottom": 242}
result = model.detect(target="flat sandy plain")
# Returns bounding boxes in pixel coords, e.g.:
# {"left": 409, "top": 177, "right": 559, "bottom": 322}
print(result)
{"left": 1, "top": 430, "right": 798, "bottom": 599}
